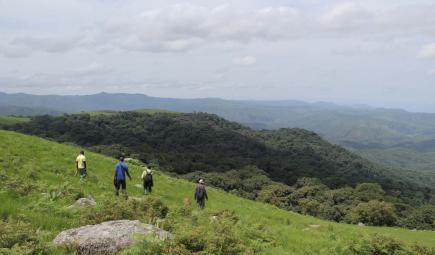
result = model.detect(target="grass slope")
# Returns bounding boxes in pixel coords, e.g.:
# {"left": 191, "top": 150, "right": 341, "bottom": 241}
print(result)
{"left": 0, "top": 116, "right": 30, "bottom": 125}
{"left": 1, "top": 130, "right": 434, "bottom": 254}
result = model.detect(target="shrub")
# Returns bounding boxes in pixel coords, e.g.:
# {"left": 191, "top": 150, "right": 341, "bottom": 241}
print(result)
{"left": 345, "top": 234, "right": 435, "bottom": 255}
{"left": 81, "top": 197, "right": 169, "bottom": 225}
{"left": 351, "top": 200, "right": 397, "bottom": 226}
{"left": 401, "top": 205, "right": 435, "bottom": 230}
{"left": 207, "top": 222, "right": 246, "bottom": 255}
{"left": 0, "top": 218, "right": 49, "bottom": 254}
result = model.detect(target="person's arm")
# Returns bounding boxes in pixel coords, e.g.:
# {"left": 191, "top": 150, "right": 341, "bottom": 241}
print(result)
{"left": 194, "top": 186, "right": 198, "bottom": 199}
{"left": 150, "top": 175, "right": 153, "bottom": 186}
{"left": 75, "top": 158, "right": 79, "bottom": 176}
{"left": 125, "top": 165, "right": 132, "bottom": 180}
{"left": 204, "top": 188, "right": 208, "bottom": 200}
{"left": 141, "top": 171, "right": 145, "bottom": 179}
{"left": 83, "top": 161, "right": 87, "bottom": 169}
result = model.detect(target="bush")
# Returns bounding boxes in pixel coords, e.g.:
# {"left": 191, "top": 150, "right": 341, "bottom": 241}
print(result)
{"left": 207, "top": 222, "right": 246, "bottom": 255}
{"left": 120, "top": 237, "right": 190, "bottom": 255}
{"left": 81, "top": 197, "right": 169, "bottom": 225}
{"left": 401, "top": 205, "right": 435, "bottom": 230}
{"left": 345, "top": 234, "right": 435, "bottom": 255}
{"left": 3, "top": 175, "right": 37, "bottom": 196}
{"left": 0, "top": 218, "right": 47, "bottom": 254}
{"left": 351, "top": 200, "right": 397, "bottom": 226}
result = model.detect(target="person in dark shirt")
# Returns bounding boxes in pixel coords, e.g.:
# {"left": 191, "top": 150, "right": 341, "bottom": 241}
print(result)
{"left": 141, "top": 166, "right": 154, "bottom": 195}
{"left": 114, "top": 156, "right": 132, "bottom": 199}
{"left": 194, "top": 179, "right": 208, "bottom": 209}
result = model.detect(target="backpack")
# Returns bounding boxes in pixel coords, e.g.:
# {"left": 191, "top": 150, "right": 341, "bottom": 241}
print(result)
{"left": 144, "top": 173, "right": 152, "bottom": 182}
{"left": 196, "top": 185, "right": 205, "bottom": 199}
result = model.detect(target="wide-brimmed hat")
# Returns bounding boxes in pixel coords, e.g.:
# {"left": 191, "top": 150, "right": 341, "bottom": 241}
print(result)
{"left": 199, "top": 179, "right": 204, "bottom": 184}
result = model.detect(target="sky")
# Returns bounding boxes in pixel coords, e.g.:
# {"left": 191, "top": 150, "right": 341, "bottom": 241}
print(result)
{"left": 1, "top": 0, "right": 435, "bottom": 112}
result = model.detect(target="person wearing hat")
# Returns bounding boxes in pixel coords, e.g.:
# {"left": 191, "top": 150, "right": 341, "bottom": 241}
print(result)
{"left": 194, "top": 179, "right": 208, "bottom": 209}
{"left": 141, "top": 166, "right": 154, "bottom": 194}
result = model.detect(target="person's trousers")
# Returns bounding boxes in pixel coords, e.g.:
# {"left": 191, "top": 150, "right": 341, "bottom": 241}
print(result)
{"left": 197, "top": 199, "right": 205, "bottom": 209}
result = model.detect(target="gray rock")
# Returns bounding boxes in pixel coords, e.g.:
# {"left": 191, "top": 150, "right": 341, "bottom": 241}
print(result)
{"left": 68, "top": 197, "right": 96, "bottom": 209}
{"left": 358, "top": 222, "right": 365, "bottom": 227}
{"left": 53, "top": 220, "right": 170, "bottom": 254}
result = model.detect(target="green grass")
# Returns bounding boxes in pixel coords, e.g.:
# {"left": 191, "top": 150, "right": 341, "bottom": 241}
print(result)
{"left": 0, "top": 130, "right": 434, "bottom": 254}
{"left": 0, "top": 116, "right": 30, "bottom": 125}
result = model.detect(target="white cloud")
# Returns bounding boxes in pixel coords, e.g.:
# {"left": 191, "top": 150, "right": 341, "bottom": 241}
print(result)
{"left": 71, "top": 62, "right": 113, "bottom": 76}
{"left": 0, "top": 35, "right": 93, "bottom": 58}
{"left": 418, "top": 43, "right": 435, "bottom": 58}
{"left": 233, "top": 56, "right": 257, "bottom": 66}
{"left": 1, "top": 2, "right": 435, "bottom": 57}
{"left": 320, "top": 2, "right": 373, "bottom": 30}
{"left": 101, "top": 4, "right": 301, "bottom": 52}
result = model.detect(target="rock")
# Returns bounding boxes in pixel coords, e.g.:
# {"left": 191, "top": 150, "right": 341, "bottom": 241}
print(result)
{"left": 412, "top": 228, "right": 417, "bottom": 232}
{"left": 53, "top": 220, "right": 170, "bottom": 254}
{"left": 68, "top": 197, "right": 96, "bottom": 209}
{"left": 134, "top": 184, "right": 143, "bottom": 189}
{"left": 358, "top": 222, "right": 365, "bottom": 227}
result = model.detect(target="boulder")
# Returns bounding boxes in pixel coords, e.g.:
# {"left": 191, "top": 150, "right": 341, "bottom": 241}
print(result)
{"left": 358, "top": 222, "right": 365, "bottom": 227}
{"left": 68, "top": 197, "right": 96, "bottom": 209}
{"left": 53, "top": 220, "right": 170, "bottom": 254}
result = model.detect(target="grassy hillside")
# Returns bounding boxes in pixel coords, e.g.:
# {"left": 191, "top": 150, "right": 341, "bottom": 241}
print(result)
{"left": 0, "top": 116, "right": 30, "bottom": 125}
{"left": 1, "top": 130, "right": 435, "bottom": 254}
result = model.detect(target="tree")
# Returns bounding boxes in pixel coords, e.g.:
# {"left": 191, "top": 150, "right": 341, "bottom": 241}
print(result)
{"left": 351, "top": 200, "right": 397, "bottom": 226}
{"left": 355, "top": 183, "right": 385, "bottom": 202}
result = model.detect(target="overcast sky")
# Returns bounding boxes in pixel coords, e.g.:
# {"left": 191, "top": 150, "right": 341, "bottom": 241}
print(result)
{"left": 1, "top": 0, "right": 435, "bottom": 111}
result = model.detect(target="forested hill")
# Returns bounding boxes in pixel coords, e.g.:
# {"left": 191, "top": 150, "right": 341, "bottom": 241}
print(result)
{"left": 5, "top": 111, "right": 432, "bottom": 203}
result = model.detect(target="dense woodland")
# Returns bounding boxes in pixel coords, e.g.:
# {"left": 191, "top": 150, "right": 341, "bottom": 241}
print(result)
{"left": 4, "top": 112, "right": 435, "bottom": 229}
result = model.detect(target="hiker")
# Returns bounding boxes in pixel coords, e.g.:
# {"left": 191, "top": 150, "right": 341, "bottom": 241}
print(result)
{"left": 141, "top": 166, "right": 154, "bottom": 194}
{"left": 75, "top": 150, "right": 87, "bottom": 181}
{"left": 194, "top": 179, "right": 208, "bottom": 209}
{"left": 114, "top": 156, "right": 132, "bottom": 198}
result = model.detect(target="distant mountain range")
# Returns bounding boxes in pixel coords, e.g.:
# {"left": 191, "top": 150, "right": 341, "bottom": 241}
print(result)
{"left": 2, "top": 91, "right": 435, "bottom": 176}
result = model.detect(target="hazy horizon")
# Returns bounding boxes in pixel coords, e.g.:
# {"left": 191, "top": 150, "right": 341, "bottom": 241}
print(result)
{"left": 1, "top": 1, "right": 435, "bottom": 112}
{"left": 3, "top": 90, "right": 435, "bottom": 114}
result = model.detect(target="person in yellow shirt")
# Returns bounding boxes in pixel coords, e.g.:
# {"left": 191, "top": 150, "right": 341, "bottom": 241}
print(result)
{"left": 76, "top": 150, "right": 87, "bottom": 181}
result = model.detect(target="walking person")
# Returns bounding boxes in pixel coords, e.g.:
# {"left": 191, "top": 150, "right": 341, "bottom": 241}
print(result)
{"left": 114, "top": 156, "right": 132, "bottom": 199}
{"left": 141, "top": 166, "right": 153, "bottom": 195}
{"left": 75, "top": 150, "right": 87, "bottom": 182}
{"left": 194, "top": 179, "right": 208, "bottom": 209}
